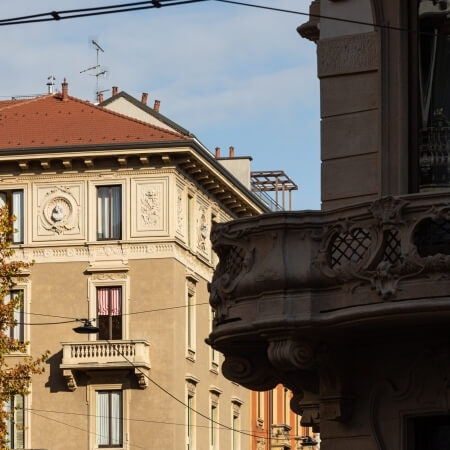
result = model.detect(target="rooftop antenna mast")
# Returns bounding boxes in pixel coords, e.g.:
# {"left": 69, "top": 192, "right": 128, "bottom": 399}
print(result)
{"left": 80, "top": 39, "right": 108, "bottom": 102}
{"left": 46, "top": 75, "right": 56, "bottom": 94}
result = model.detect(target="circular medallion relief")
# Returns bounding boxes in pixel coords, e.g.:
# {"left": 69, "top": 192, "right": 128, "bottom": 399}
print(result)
{"left": 41, "top": 191, "right": 77, "bottom": 234}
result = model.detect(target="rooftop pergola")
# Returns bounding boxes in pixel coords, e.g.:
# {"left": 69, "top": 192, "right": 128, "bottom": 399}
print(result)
{"left": 251, "top": 170, "right": 298, "bottom": 211}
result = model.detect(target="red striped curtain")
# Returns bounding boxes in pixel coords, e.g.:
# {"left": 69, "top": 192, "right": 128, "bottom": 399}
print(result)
{"left": 97, "top": 287, "right": 121, "bottom": 316}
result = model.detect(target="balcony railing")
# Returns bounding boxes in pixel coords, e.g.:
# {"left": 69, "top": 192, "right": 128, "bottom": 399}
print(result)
{"left": 60, "top": 340, "right": 150, "bottom": 390}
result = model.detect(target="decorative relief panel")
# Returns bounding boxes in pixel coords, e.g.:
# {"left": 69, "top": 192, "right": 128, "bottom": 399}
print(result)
{"left": 34, "top": 184, "right": 84, "bottom": 241}
{"left": 176, "top": 186, "right": 185, "bottom": 238}
{"left": 197, "top": 206, "right": 209, "bottom": 254}
{"left": 131, "top": 177, "right": 169, "bottom": 237}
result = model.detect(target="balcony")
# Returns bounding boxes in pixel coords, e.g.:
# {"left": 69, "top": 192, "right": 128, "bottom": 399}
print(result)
{"left": 60, "top": 340, "right": 151, "bottom": 390}
{"left": 208, "top": 193, "right": 450, "bottom": 431}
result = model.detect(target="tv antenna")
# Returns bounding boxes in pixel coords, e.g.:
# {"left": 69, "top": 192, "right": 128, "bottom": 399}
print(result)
{"left": 80, "top": 39, "right": 109, "bottom": 102}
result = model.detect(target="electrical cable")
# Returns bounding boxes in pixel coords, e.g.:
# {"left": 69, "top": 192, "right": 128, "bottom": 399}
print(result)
{"left": 27, "top": 406, "right": 309, "bottom": 437}
{"left": 215, "top": 0, "right": 410, "bottom": 33}
{"left": 29, "top": 410, "right": 152, "bottom": 450}
{"left": 1, "top": 319, "right": 78, "bottom": 326}
{"left": 0, "top": 0, "right": 444, "bottom": 38}
{"left": 22, "top": 301, "right": 211, "bottom": 322}
{"left": 0, "top": 0, "right": 209, "bottom": 26}
{"left": 106, "top": 339, "right": 290, "bottom": 443}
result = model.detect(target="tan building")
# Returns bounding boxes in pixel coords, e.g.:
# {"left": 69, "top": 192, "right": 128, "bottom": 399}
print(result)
{"left": 208, "top": 1, "right": 450, "bottom": 450}
{"left": 1, "top": 81, "right": 269, "bottom": 450}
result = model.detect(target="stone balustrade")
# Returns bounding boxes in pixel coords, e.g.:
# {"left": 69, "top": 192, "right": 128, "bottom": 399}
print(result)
{"left": 60, "top": 340, "right": 150, "bottom": 390}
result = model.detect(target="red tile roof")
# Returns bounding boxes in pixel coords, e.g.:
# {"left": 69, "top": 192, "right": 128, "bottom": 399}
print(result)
{"left": 0, "top": 92, "right": 188, "bottom": 149}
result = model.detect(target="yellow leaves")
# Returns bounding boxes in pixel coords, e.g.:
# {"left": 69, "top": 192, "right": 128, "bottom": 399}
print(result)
{"left": 0, "top": 205, "right": 48, "bottom": 447}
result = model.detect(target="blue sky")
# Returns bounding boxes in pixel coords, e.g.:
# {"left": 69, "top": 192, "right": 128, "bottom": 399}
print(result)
{"left": 0, "top": 0, "right": 320, "bottom": 210}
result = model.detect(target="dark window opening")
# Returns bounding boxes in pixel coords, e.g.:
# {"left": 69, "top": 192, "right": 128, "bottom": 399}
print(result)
{"left": 416, "top": 0, "right": 450, "bottom": 189}
{"left": 410, "top": 415, "right": 450, "bottom": 450}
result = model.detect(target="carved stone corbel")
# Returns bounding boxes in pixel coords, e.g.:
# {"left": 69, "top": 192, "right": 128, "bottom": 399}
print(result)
{"left": 221, "top": 354, "right": 278, "bottom": 391}
{"left": 135, "top": 368, "right": 149, "bottom": 389}
{"left": 297, "top": 0, "right": 320, "bottom": 42}
{"left": 63, "top": 369, "right": 77, "bottom": 391}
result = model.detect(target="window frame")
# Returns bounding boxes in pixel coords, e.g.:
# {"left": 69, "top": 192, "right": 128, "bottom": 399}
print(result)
{"left": 88, "top": 277, "right": 128, "bottom": 342}
{"left": 0, "top": 189, "right": 24, "bottom": 244}
{"left": 186, "top": 276, "right": 198, "bottom": 361}
{"left": 89, "top": 383, "right": 128, "bottom": 450}
{"left": 96, "top": 185, "right": 122, "bottom": 241}
{"left": 96, "top": 286, "right": 123, "bottom": 341}
{"left": 5, "top": 394, "right": 25, "bottom": 449}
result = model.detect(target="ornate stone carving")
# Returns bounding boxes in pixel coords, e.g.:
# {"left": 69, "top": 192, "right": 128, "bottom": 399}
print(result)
{"left": 40, "top": 186, "right": 79, "bottom": 235}
{"left": 63, "top": 369, "right": 77, "bottom": 391}
{"left": 141, "top": 188, "right": 161, "bottom": 228}
{"left": 176, "top": 188, "right": 184, "bottom": 235}
{"left": 221, "top": 355, "right": 278, "bottom": 391}
{"left": 267, "top": 340, "right": 316, "bottom": 371}
{"left": 197, "top": 207, "right": 208, "bottom": 253}
{"left": 135, "top": 368, "right": 149, "bottom": 389}
{"left": 297, "top": 0, "right": 320, "bottom": 42}
{"left": 90, "top": 272, "right": 128, "bottom": 281}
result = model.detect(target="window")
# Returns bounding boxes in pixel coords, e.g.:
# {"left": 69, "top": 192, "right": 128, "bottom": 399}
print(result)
{"left": 231, "top": 400, "right": 241, "bottom": 450}
{"left": 210, "top": 309, "right": 219, "bottom": 372}
{"left": 232, "top": 412, "right": 239, "bottom": 450}
{"left": 210, "top": 403, "right": 217, "bottom": 450}
{"left": 186, "top": 279, "right": 196, "bottom": 360}
{"left": 415, "top": 0, "right": 450, "bottom": 189}
{"left": 97, "top": 287, "right": 122, "bottom": 340}
{"left": 96, "top": 390, "right": 123, "bottom": 448}
{"left": 5, "top": 394, "right": 25, "bottom": 449}
{"left": 6, "top": 290, "right": 24, "bottom": 342}
{"left": 187, "top": 394, "right": 195, "bottom": 450}
{"left": 97, "top": 185, "right": 122, "bottom": 240}
{"left": 0, "top": 190, "right": 23, "bottom": 244}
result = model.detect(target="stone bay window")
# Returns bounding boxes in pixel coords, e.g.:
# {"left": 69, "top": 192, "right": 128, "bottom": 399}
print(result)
{"left": 207, "top": 2, "right": 450, "bottom": 450}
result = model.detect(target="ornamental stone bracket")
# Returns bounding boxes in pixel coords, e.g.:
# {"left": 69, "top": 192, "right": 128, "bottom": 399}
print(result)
{"left": 208, "top": 194, "right": 450, "bottom": 423}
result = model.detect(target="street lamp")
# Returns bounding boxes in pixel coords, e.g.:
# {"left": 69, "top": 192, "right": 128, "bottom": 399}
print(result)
{"left": 73, "top": 318, "right": 99, "bottom": 334}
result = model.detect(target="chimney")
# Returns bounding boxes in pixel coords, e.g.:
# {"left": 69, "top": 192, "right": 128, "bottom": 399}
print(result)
{"left": 141, "top": 92, "right": 148, "bottom": 105}
{"left": 229, "top": 146, "right": 235, "bottom": 158}
{"left": 98, "top": 92, "right": 104, "bottom": 103}
{"left": 215, "top": 147, "right": 221, "bottom": 158}
{"left": 61, "top": 78, "right": 68, "bottom": 101}
{"left": 112, "top": 86, "right": 118, "bottom": 96}
{"left": 154, "top": 100, "right": 160, "bottom": 112}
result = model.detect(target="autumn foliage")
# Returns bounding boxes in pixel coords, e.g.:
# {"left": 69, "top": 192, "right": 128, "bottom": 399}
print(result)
{"left": 0, "top": 206, "right": 48, "bottom": 448}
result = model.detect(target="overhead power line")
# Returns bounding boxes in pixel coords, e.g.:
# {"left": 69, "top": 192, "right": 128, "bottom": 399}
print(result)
{"left": 106, "top": 340, "right": 292, "bottom": 442}
{"left": 23, "top": 301, "right": 211, "bottom": 322}
{"left": 0, "top": 0, "right": 441, "bottom": 37}
{"left": 0, "top": 0, "right": 208, "bottom": 26}
{"left": 30, "top": 410, "right": 152, "bottom": 450}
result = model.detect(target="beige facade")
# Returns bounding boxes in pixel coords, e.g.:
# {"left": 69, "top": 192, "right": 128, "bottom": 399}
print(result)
{"left": 1, "top": 90, "right": 267, "bottom": 449}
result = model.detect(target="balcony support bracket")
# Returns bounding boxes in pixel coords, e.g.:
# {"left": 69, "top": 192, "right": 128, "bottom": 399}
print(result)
{"left": 63, "top": 369, "right": 77, "bottom": 391}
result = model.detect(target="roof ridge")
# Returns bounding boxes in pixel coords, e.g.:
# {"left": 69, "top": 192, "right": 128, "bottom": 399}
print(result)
{"left": 0, "top": 94, "right": 53, "bottom": 112}
{"left": 64, "top": 94, "right": 188, "bottom": 139}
